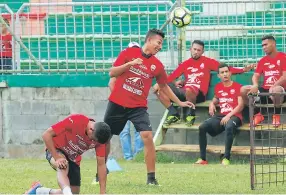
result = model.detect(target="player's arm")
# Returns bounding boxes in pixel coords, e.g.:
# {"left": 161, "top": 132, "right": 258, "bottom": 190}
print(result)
{"left": 209, "top": 96, "right": 218, "bottom": 116}
{"left": 247, "top": 73, "right": 260, "bottom": 95}
{"left": 159, "top": 83, "right": 194, "bottom": 108}
{"left": 97, "top": 156, "right": 107, "bottom": 194}
{"left": 274, "top": 71, "right": 286, "bottom": 87}
{"left": 109, "top": 58, "right": 143, "bottom": 77}
{"left": 210, "top": 58, "right": 253, "bottom": 74}
{"left": 108, "top": 77, "right": 116, "bottom": 92}
{"left": 42, "top": 127, "right": 60, "bottom": 160}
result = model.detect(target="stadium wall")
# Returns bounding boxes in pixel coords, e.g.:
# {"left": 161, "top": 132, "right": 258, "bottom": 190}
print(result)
{"left": 0, "top": 72, "right": 252, "bottom": 158}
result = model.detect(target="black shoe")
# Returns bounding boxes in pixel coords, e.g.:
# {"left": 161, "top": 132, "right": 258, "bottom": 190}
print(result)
{"left": 147, "top": 179, "right": 160, "bottom": 185}
{"left": 164, "top": 115, "right": 180, "bottom": 126}
{"left": 185, "top": 115, "right": 195, "bottom": 126}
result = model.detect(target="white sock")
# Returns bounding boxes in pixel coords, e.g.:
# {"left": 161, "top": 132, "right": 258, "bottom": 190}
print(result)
{"left": 36, "top": 187, "right": 52, "bottom": 195}
{"left": 62, "top": 186, "right": 73, "bottom": 195}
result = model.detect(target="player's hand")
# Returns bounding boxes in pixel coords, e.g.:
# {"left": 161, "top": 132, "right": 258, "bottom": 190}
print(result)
{"left": 130, "top": 58, "right": 143, "bottom": 66}
{"left": 178, "top": 101, "right": 195, "bottom": 109}
{"left": 220, "top": 115, "right": 231, "bottom": 125}
{"left": 247, "top": 85, "right": 258, "bottom": 95}
{"left": 209, "top": 103, "right": 216, "bottom": 116}
{"left": 243, "top": 64, "right": 255, "bottom": 72}
{"left": 153, "top": 83, "right": 159, "bottom": 94}
{"left": 175, "top": 80, "right": 184, "bottom": 88}
{"left": 55, "top": 157, "right": 68, "bottom": 169}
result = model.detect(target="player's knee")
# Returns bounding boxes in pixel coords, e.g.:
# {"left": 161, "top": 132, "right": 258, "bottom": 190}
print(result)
{"left": 140, "top": 131, "right": 153, "bottom": 141}
{"left": 240, "top": 86, "right": 249, "bottom": 96}
{"left": 198, "top": 124, "right": 207, "bottom": 134}
{"left": 270, "top": 85, "right": 284, "bottom": 93}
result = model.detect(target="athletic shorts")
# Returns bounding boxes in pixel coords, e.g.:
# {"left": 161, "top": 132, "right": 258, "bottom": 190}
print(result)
{"left": 168, "top": 83, "right": 205, "bottom": 103}
{"left": 257, "top": 87, "right": 286, "bottom": 104}
{"left": 45, "top": 149, "right": 81, "bottom": 186}
{"left": 199, "top": 115, "right": 242, "bottom": 137}
{"left": 104, "top": 101, "right": 152, "bottom": 135}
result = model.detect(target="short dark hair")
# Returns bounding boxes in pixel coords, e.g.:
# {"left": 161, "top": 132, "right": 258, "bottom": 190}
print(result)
{"left": 192, "top": 40, "right": 205, "bottom": 48}
{"left": 261, "top": 35, "right": 276, "bottom": 42}
{"left": 144, "top": 28, "right": 165, "bottom": 43}
{"left": 218, "top": 63, "right": 230, "bottom": 73}
{"left": 93, "top": 122, "right": 111, "bottom": 144}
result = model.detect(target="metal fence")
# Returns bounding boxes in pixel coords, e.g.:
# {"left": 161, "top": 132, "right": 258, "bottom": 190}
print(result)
{"left": 249, "top": 93, "right": 286, "bottom": 189}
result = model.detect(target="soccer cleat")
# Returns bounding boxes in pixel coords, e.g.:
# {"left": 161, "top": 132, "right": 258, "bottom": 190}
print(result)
{"left": 24, "top": 181, "right": 42, "bottom": 194}
{"left": 221, "top": 158, "right": 230, "bottom": 166}
{"left": 194, "top": 158, "right": 208, "bottom": 165}
{"left": 185, "top": 115, "right": 195, "bottom": 126}
{"left": 272, "top": 114, "right": 281, "bottom": 127}
{"left": 147, "top": 179, "right": 160, "bottom": 186}
{"left": 251, "top": 112, "right": 264, "bottom": 127}
{"left": 164, "top": 115, "right": 180, "bottom": 126}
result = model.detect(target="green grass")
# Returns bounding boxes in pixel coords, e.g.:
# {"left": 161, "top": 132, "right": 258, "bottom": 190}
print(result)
{"left": 0, "top": 157, "right": 285, "bottom": 194}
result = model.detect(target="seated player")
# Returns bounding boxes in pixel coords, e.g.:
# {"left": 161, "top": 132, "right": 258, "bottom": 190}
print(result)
{"left": 24, "top": 114, "right": 111, "bottom": 195}
{"left": 195, "top": 64, "right": 244, "bottom": 165}
{"left": 241, "top": 35, "right": 286, "bottom": 127}
{"left": 153, "top": 40, "right": 253, "bottom": 126}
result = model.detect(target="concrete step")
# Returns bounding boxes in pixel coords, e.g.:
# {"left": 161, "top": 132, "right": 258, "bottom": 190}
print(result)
{"left": 163, "top": 122, "right": 286, "bottom": 131}
{"left": 156, "top": 144, "right": 286, "bottom": 155}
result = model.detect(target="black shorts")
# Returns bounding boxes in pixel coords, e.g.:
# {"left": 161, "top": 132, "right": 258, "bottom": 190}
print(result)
{"left": 45, "top": 149, "right": 81, "bottom": 186}
{"left": 199, "top": 115, "right": 242, "bottom": 137}
{"left": 168, "top": 83, "right": 205, "bottom": 103}
{"left": 104, "top": 101, "right": 152, "bottom": 135}
{"left": 258, "top": 87, "right": 286, "bottom": 104}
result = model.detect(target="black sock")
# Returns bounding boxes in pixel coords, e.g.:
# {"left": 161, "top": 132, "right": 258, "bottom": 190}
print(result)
{"left": 190, "top": 108, "right": 196, "bottom": 116}
{"left": 167, "top": 105, "right": 178, "bottom": 116}
{"left": 147, "top": 172, "right": 155, "bottom": 181}
{"left": 185, "top": 107, "right": 196, "bottom": 116}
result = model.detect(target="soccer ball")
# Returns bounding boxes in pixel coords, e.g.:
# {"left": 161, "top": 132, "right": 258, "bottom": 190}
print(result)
{"left": 170, "top": 7, "right": 192, "bottom": 28}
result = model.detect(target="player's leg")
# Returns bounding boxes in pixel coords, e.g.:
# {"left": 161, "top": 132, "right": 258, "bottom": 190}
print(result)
{"left": 185, "top": 87, "right": 205, "bottom": 126}
{"left": 68, "top": 161, "right": 81, "bottom": 194}
{"left": 222, "top": 116, "right": 242, "bottom": 165}
{"left": 241, "top": 85, "right": 265, "bottom": 126}
{"left": 104, "top": 101, "right": 129, "bottom": 157}
{"left": 157, "top": 83, "right": 186, "bottom": 125}
{"left": 240, "top": 85, "right": 252, "bottom": 106}
{"left": 25, "top": 150, "right": 71, "bottom": 195}
{"left": 269, "top": 85, "right": 285, "bottom": 126}
{"left": 196, "top": 116, "right": 223, "bottom": 164}
{"left": 128, "top": 107, "right": 158, "bottom": 185}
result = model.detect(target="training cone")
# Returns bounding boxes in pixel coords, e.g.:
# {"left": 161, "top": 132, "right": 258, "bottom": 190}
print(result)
{"left": 106, "top": 157, "right": 123, "bottom": 172}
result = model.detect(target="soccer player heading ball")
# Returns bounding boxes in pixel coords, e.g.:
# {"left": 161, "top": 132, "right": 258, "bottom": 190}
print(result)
{"left": 104, "top": 28, "right": 194, "bottom": 185}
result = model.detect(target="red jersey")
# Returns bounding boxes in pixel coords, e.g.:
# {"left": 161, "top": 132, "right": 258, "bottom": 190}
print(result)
{"left": 109, "top": 47, "right": 168, "bottom": 108}
{"left": 215, "top": 82, "right": 242, "bottom": 120}
{"left": 255, "top": 52, "right": 286, "bottom": 89}
{"left": 51, "top": 114, "right": 106, "bottom": 166}
{"left": 167, "top": 56, "right": 244, "bottom": 96}
{"left": 0, "top": 34, "right": 12, "bottom": 57}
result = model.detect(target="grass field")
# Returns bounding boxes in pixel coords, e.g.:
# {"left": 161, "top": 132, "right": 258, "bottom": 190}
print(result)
{"left": 0, "top": 153, "right": 286, "bottom": 194}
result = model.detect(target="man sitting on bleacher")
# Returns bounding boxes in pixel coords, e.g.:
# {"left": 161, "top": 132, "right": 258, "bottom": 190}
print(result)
{"left": 153, "top": 40, "right": 253, "bottom": 126}
{"left": 195, "top": 63, "right": 244, "bottom": 165}
{"left": 241, "top": 35, "right": 286, "bottom": 127}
